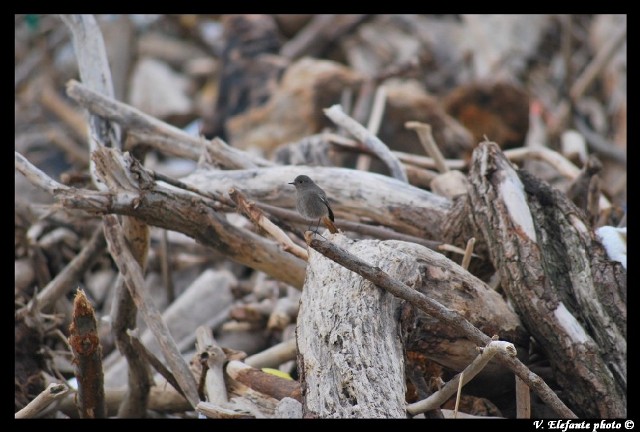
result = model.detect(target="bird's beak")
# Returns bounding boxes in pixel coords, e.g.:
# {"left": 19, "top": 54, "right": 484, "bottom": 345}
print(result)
{"left": 288, "top": 182, "right": 295, "bottom": 185}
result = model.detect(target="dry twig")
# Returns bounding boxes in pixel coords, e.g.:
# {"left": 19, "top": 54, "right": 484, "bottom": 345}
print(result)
{"left": 229, "top": 188, "right": 308, "bottom": 261}
{"left": 324, "top": 104, "right": 408, "bottom": 182}
{"left": 406, "top": 340, "right": 514, "bottom": 416}
{"left": 102, "top": 215, "right": 200, "bottom": 408}
{"left": 66, "top": 80, "right": 272, "bottom": 168}
{"left": 405, "top": 122, "right": 449, "bottom": 174}
{"left": 245, "top": 338, "right": 298, "bottom": 369}
{"left": 14, "top": 383, "right": 69, "bottom": 419}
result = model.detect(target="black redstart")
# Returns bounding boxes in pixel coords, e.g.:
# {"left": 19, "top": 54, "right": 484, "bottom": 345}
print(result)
{"left": 289, "top": 175, "right": 338, "bottom": 234}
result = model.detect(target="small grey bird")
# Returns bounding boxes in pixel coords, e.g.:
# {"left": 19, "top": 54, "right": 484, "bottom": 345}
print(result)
{"left": 289, "top": 175, "right": 338, "bottom": 234}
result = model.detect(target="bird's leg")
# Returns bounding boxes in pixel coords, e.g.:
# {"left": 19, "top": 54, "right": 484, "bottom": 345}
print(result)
{"left": 313, "top": 218, "right": 328, "bottom": 239}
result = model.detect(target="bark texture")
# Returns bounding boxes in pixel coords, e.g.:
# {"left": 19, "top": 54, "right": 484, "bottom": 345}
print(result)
{"left": 467, "top": 141, "right": 626, "bottom": 417}
{"left": 296, "top": 233, "right": 530, "bottom": 417}
{"left": 297, "top": 235, "right": 406, "bottom": 418}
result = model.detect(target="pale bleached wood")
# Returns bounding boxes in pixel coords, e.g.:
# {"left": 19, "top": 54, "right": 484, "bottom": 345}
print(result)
{"left": 15, "top": 151, "right": 69, "bottom": 194}
{"left": 256, "top": 201, "right": 442, "bottom": 251}
{"left": 405, "top": 122, "right": 449, "bottom": 173}
{"left": 66, "top": 80, "right": 272, "bottom": 169}
{"left": 61, "top": 15, "right": 153, "bottom": 418}
{"left": 505, "top": 146, "right": 611, "bottom": 210}
{"left": 196, "top": 401, "right": 253, "bottom": 419}
{"left": 104, "top": 269, "right": 234, "bottom": 388}
{"left": 229, "top": 188, "right": 308, "bottom": 261}
{"left": 307, "top": 233, "right": 577, "bottom": 418}
{"left": 63, "top": 81, "right": 451, "bottom": 239}
{"left": 245, "top": 338, "right": 297, "bottom": 369}
{"left": 59, "top": 15, "right": 121, "bottom": 174}
{"left": 59, "top": 15, "right": 115, "bottom": 104}
{"left": 15, "top": 149, "right": 308, "bottom": 289}
{"left": 366, "top": 85, "right": 386, "bottom": 135}
{"left": 468, "top": 141, "right": 625, "bottom": 417}
{"left": 297, "top": 234, "right": 407, "bottom": 418}
{"left": 324, "top": 104, "right": 408, "bottom": 183}
{"left": 195, "top": 326, "right": 228, "bottom": 405}
{"left": 406, "top": 340, "right": 515, "bottom": 416}
{"left": 56, "top": 383, "right": 192, "bottom": 418}
{"left": 430, "top": 170, "right": 469, "bottom": 199}
{"left": 102, "top": 214, "right": 200, "bottom": 408}
{"left": 181, "top": 166, "right": 450, "bottom": 240}
{"left": 304, "top": 236, "right": 525, "bottom": 376}
{"left": 15, "top": 383, "right": 69, "bottom": 419}
{"left": 325, "top": 132, "right": 467, "bottom": 170}
{"left": 460, "top": 237, "right": 476, "bottom": 270}
{"left": 267, "top": 296, "right": 299, "bottom": 331}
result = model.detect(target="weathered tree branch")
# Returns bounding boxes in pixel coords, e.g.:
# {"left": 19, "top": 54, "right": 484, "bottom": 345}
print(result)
{"left": 102, "top": 214, "right": 200, "bottom": 408}
{"left": 68, "top": 289, "right": 106, "bottom": 418}
{"left": 324, "top": 104, "right": 408, "bottom": 182}
{"left": 14, "top": 383, "right": 69, "bottom": 419}
{"left": 468, "top": 141, "right": 626, "bottom": 417}
{"left": 297, "top": 234, "right": 407, "bottom": 418}
{"left": 181, "top": 166, "right": 450, "bottom": 239}
{"left": 245, "top": 338, "right": 298, "bottom": 369}
{"left": 61, "top": 14, "right": 152, "bottom": 418}
{"left": 307, "top": 233, "right": 576, "bottom": 418}
{"left": 15, "top": 149, "right": 307, "bottom": 289}
{"left": 229, "top": 188, "right": 308, "bottom": 261}
{"left": 66, "top": 79, "right": 273, "bottom": 168}
{"left": 406, "top": 340, "right": 515, "bottom": 416}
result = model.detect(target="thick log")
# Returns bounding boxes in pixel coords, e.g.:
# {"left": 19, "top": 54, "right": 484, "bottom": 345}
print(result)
{"left": 296, "top": 233, "right": 528, "bottom": 418}
{"left": 181, "top": 166, "right": 451, "bottom": 240}
{"left": 467, "top": 141, "right": 626, "bottom": 417}
{"left": 297, "top": 235, "right": 406, "bottom": 418}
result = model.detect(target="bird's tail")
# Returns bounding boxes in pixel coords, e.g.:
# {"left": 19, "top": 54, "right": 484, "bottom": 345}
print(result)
{"left": 321, "top": 216, "right": 338, "bottom": 234}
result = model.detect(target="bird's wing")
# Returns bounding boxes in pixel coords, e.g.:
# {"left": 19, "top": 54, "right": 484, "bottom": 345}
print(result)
{"left": 319, "top": 195, "right": 335, "bottom": 222}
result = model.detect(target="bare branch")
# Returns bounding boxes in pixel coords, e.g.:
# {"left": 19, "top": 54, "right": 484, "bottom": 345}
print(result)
{"left": 14, "top": 383, "right": 69, "bottom": 419}
{"left": 306, "top": 233, "right": 576, "bottom": 418}
{"left": 102, "top": 214, "right": 200, "bottom": 408}
{"left": 229, "top": 188, "right": 308, "bottom": 261}
{"left": 15, "top": 151, "right": 70, "bottom": 194}
{"left": 245, "top": 338, "right": 297, "bottom": 369}
{"left": 406, "top": 340, "right": 515, "bottom": 416}
{"left": 66, "top": 80, "right": 272, "bottom": 168}
{"left": 405, "top": 122, "right": 449, "bottom": 174}
{"left": 324, "top": 104, "right": 408, "bottom": 183}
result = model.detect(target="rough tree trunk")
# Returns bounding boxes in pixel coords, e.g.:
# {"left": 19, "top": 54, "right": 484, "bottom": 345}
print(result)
{"left": 296, "top": 235, "right": 407, "bottom": 418}
{"left": 466, "top": 141, "right": 626, "bottom": 417}
{"left": 296, "top": 233, "right": 530, "bottom": 418}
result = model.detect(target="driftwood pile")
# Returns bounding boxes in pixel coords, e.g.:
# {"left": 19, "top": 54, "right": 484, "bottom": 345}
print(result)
{"left": 15, "top": 14, "right": 626, "bottom": 419}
